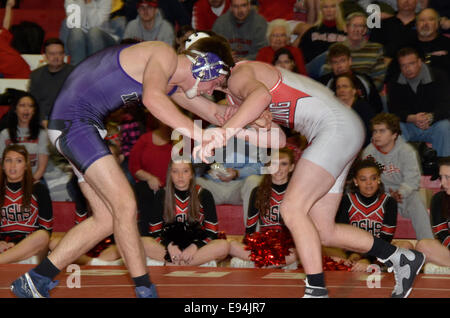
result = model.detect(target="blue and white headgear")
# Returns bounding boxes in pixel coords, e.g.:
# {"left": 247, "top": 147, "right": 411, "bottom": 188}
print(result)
{"left": 184, "top": 32, "right": 229, "bottom": 98}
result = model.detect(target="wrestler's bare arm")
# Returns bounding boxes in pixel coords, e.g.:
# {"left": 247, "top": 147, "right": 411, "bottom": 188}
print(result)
{"left": 234, "top": 121, "right": 286, "bottom": 149}
{"left": 222, "top": 66, "right": 272, "bottom": 132}
{"left": 170, "top": 91, "right": 227, "bottom": 127}
{"left": 139, "top": 45, "right": 202, "bottom": 142}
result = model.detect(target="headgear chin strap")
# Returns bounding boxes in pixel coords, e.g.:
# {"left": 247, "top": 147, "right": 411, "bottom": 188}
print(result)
{"left": 184, "top": 32, "right": 229, "bottom": 98}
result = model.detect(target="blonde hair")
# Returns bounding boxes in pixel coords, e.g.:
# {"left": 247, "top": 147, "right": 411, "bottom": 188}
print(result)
{"left": 314, "top": 0, "right": 346, "bottom": 31}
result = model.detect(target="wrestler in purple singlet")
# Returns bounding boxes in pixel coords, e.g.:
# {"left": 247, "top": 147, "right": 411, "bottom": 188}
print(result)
{"left": 48, "top": 44, "right": 177, "bottom": 175}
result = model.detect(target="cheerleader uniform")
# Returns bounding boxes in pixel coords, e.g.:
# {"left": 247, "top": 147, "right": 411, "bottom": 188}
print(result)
{"left": 430, "top": 191, "right": 450, "bottom": 249}
{"left": 47, "top": 44, "right": 178, "bottom": 180}
{"left": 227, "top": 65, "right": 365, "bottom": 193}
{"left": 336, "top": 191, "right": 398, "bottom": 243}
{"left": 246, "top": 182, "right": 288, "bottom": 234}
{"left": 0, "top": 182, "right": 53, "bottom": 243}
{"left": 140, "top": 186, "right": 219, "bottom": 248}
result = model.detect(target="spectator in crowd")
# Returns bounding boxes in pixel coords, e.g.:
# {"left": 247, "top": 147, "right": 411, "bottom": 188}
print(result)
{"left": 123, "top": 0, "right": 175, "bottom": 45}
{"left": 192, "top": 0, "right": 230, "bottom": 31}
{"left": 195, "top": 133, "right": 265, "bottom": 227}
{"left": 413, "top": 8, "right": 450, "bottom": 78}
{"left": 29, "top": 38, "right": 74, "bottom": 127}
{"left": 417, "top": 156, "right": 450, "bottom": 274}
{"left": 387, "top": 47, "right": 450, "bottom": 157}
{"left": 339, "top": 12, "right": 387, "bottom": 91}
{"left": 140, "top": 160, "right": 229, "bottom": 266}
{"left": 61, "top": 0, "right": 121, "bottom": 65}
{"left": 0, "top": 144, "right": 52, "bottom": 264}
{"left": 129, "top": 120, "right": 173, "bottom": 229}
{"left": 319, "top": 43, "right": 383, "bottom": 114}
{"left": 212, "top": 0, "right": 268, "bottom": 62}
{"left": 129, "top": 119, "right": 172, "bottom": 191}
{"left": 298, "top": 0, "right": 346, "bottom": 79}
{"left": 0, "top": 93, "right": 49, "bottom": 183}
{"left": 334, "top": 73, "right": 376, "bottom": 147}
{"left": 256, "top": 19, "right": 308, "bottom": 76}
{"left": 272, "top": 47, "right": 302, "bottom": 73}
{"left": 229, "top": 147, "right": 299, "bottom": 269}
{"left": 369, "top": 0, "right": 418, "bottom": 64}
{"left": 362, "top": 113, "right": 435, "bottom": 240}
{"left": 429, "top": 157, "right": 450, "bottom": 250}
{"left": 333, "top": 157, "right": 398, "bottom": 272}
{"left": 0, "top": 0, "right": 31, "bottom": 78}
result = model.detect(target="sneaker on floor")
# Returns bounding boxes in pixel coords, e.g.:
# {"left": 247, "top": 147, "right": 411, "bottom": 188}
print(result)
{"left": 89, "top": 258, "right": 124, "bottom": 266}
{"left": 199, "top": 260, "right": 217, "bottom": 267}
{"left": 10, "top": 269, "right": 59, "bottom": 298}
{"left": 302, "top": 279, "right": 328, "bottom": 298}
{"left": 378, "top": 248, "right": 425, "bottom": 298}
{"left": 135, "top": 284, "right": 158, "bottom": 298}
{"left": 423, "top": 263, "right": 450, "bottom": 275}
{"left": 230, "top": 257, "right": 255, "bottom": 268}
{"left": 146, "top": 258, "right": 165, "bottom": 266}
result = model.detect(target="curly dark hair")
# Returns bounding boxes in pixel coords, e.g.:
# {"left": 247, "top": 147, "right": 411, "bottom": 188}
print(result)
{"left": 347, "top": 157, "right": 385, "bottom": 195}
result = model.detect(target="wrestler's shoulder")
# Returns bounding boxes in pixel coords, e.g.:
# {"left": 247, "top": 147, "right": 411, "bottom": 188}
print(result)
{"left": 123, "top": 41, "right": 176, "bottom": 56}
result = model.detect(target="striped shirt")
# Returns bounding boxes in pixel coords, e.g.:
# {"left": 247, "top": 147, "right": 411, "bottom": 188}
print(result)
{"left": 323, "top": 39, "right": 387, "bottom": 91}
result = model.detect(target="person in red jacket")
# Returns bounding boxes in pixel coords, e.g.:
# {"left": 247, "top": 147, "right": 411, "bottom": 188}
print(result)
{"left": 192, "top": 0, "right": 230, "bottom": 31}
{"left": 0, "top": 0, "right": 30, "bottom": 78}
{"left": 256, "top": 19, "right": 307, "bottom": 76}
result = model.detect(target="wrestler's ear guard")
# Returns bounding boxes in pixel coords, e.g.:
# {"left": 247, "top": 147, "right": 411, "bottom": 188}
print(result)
{"left": 185, "top": 32, "right": 229, "bottom": 81}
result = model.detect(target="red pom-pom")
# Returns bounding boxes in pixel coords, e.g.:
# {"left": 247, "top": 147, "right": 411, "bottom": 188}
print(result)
{"left": 243, "top": 228, "right": 295, "bottom": 268}
{"left": 86, "top": 236, "right": 114, "bottom": 258}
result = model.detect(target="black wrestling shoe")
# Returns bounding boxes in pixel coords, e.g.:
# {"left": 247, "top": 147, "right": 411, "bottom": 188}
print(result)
{"left": 302, "top": 279, "right": 329, "bottom": 298}
{"left": 378, "top": 248, "right": 425, "bottom": 298}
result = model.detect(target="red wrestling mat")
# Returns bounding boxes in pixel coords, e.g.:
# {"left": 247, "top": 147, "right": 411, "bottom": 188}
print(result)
{"left": 0, "top": 264, "right": 448, "bottom": 298}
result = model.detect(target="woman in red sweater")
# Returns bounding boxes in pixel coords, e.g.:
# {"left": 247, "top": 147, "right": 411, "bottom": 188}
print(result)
{"left": 256, "top": 18, "right": 307, "bottom": 76}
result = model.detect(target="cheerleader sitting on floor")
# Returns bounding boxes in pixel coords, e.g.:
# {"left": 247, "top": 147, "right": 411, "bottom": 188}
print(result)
{"left": 229, "top": 147, "right": 299, "bottom": 269}
{"left": 139, "top": 159, "right": 229, "bottom": 267}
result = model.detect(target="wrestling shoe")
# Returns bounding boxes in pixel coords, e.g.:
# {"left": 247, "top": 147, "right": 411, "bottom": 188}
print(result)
{"left": 302, "top": 279, "right": 329, "bottom": 298}
{"left": 423, "top": 263, "right": 450, "bottom": 275}
{"left": 10, "top": 269, "right": 58, "bottom": 298}
{"left": 135, "top": 284, "right": 158, "bottom": 298}
{"left": 378, "top": 248, "right": 425, "bottom": 298}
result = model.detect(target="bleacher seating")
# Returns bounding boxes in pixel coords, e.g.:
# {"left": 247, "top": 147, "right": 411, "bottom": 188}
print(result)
{"left": 0, "top": 78, "right": 29, "bottom": 93}
{"left": 0, "top": 6, "right": 65, "bottom": 41}
{"left": 5, "top": 2, "right": 442, "bottom": 246}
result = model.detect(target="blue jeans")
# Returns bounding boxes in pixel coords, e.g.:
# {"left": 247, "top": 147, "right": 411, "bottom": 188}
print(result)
{"left": 400, "top": 119, "right": 450, "bottom": 157}
{"left": 60, "top": 20, "right": 118, "bottom": 65}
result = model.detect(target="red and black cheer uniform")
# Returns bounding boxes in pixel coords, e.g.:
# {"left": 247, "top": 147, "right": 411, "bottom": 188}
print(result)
{"left": 0, "top": 182, "right": 53, "bottom": 244}
{"left": 140, "top": 185, "right": 219, "bottom": 248}
{"left": 430, "top": 191, "right": 450, "bottom": 249}
{"left": 336, "top": 191, "right": 398, "bottom": 243}
{"left": 246, "top": 183, "right": 288, "bottom": 234}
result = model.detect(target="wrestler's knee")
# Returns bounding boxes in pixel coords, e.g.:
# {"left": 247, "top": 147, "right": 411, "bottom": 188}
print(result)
{"left": 92, "top": 213, "right": 114, "bottom": 236}
{"left": 113, "top": 199, "right": 138, "bottom": 223}
{"left": 279, "top": 200, "right": 302, "bottom": 228}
